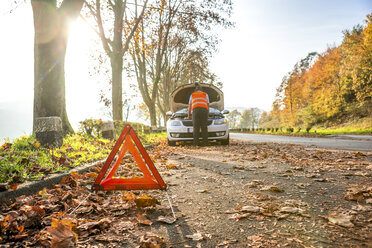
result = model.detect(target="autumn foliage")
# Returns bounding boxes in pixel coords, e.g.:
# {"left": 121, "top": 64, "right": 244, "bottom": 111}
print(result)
{"left": 261, "top": 14, "right": 372, "bottom": 129}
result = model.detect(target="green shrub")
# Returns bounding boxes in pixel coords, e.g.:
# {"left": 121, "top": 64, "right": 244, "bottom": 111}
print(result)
{"left": 79, "top": 119, "right": 103, "bottom": 137}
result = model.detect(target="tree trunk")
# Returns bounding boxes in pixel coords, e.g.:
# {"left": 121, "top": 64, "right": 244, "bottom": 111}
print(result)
{"left": 32, "top": 0, "right": 83, "bottom": 135}
{"left": 111, "top": 0, "right": 124, "bottom": 121}
{"left": 111, "top": 55, "right": 123, "bottom": 121}
{"left": 163, "top": 114, "right": 166, "bottom": 127}
{"left": 149, "top": 103, "right": 157, "bottom": 127}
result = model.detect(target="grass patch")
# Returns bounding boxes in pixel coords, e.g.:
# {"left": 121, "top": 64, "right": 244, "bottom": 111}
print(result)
{"left": 232, "top": 117, "right": 372, "bottom": 136}
{"left": 309, "top": 128, "right": 372, "bottom": 135}
{"left": 311, "top": 117, "right": 372, "bottom": 135}
{"left": 0, "top": 134, "right": 115, "bottom": 185}
{"left": 236, "top": 129, "right": 371, "bottom": 136}
{"left": 140, "top": 132, "right": 167, "bottom": 145}
{"left": 0, "top": 131, "right": 166, "bottom": 185}
{"left": 232, "top": 128, "right": 371, "bottom": 136}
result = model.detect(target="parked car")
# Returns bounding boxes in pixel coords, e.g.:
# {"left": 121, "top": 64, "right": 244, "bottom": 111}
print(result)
{"left": 166, "top": 83, "right": 230, "bottom": 146}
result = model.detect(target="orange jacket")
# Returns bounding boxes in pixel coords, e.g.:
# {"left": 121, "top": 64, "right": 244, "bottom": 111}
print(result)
{"left": 190, "top": 91, "right": 209, "bottom": 110}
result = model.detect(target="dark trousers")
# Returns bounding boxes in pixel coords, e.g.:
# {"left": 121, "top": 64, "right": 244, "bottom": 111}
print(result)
{"left": 192, "top": 107, "right": 208, "bottom": 146}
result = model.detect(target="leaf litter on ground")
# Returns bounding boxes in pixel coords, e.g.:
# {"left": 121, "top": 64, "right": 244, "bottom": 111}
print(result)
{"left": 0, "top": 142, "right": 172, "bottom": 247}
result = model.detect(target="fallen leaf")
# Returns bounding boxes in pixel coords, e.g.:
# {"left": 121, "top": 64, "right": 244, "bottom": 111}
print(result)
{"left": 314, "top": 178, "right": 327, "bottom": 182}
{"left": 354, "top": 152, "right": 365, "bottom": 157}
{"left": 296, "top": 183, "right": 310, "bottom": 189}
{"left": 21, "top": 205, "right": 47, "bottom": 221}
{"left": 241, "top": 205, "right": 263, "bottom": 213}
{"left": 94, "top": 234, "right": 123, "bottom": 242}
{"left": 137, "top": 213, "right": 152, "bottom": 226}
{"left": 217, "top": 239, "right": 238, "bottom": 247}
{"left": 46, "top": 219, "right": 78, "bottom": 248}
{"left": 39, "top": 167, "right": 52, "bottom": 174}
{"left": 186, "top": 232, "right": 203, "bottom": 241}
{"left": 122, "top": 192, "right": 136, "bottom": 200}
{"left": 326, "top": 212, "right": 354, "bottom": 227}
{"left": 139, "top": 232, "right": 164, "bottom": 248}
{"left": 0, "top": 142, "right": 12, "bottom": 150}
{"left": 20, "top": 158, "right": 30, "bottom": 164}
{"left": 9, "top": 183, "right": 19, "bottom": 191}
{"left": 196, "top": 189, "right": 208, "bottom": 193}
{"left": 134, "top": 195, "right": 159, "bottom": 208}
{"left": 58, "top": 156, "right": 67, "bottom": 166}
{"left": 85, "top": 172, "right": 97, "bottom": 179}
{"left": 277, "top": 214, "right": 290, "bottom": 220}
{"left": 157, "top": 216, "right": 176, "bottom": 224}
{"left": 280, "top": 207, "right": 304, "bottom": 214}
{"left": 229, "top": 213, "right": 250, "bottom": 220}
{"left": 225, "top": 208, "right": 240, "bottom": 214}
{"left": 70, "top": 171, "right": 79, "bottom": 179}
{"left": 60, "top": 177, "right": 77, "bottom": 187}
{"left": 166, "top": 164, "right": 177, "bottom": 169}
{"left": 74, "top": 206, "right": 93, "bottom": 215}
{"left": 77, "top": 218, "right": 111, "bottom": 233}
{"left": 261, "top": 186, "right": 284, "bottom": 192}
{"left": 344, "top": 187, "right": 370, "bottom": 202}
{"left": 245, "top": 180, "right": 264, "bottom": 188}
{"left": 13, "top": 234, "right": 28, "bottom": 240}
{"left": 205, "top": 233, "right": 212, "bottom": 239}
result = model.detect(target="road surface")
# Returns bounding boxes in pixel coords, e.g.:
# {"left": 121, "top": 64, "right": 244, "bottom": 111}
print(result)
{"left": 1, "top": 141, "right": 371, "bottom": 247}
{"left": 231, "top": 133, "right": 372, "bottom": 152}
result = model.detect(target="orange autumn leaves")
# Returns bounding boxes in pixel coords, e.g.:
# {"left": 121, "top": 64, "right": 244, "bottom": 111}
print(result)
{"left": 46, "top": 219, "right": 78, "bottom": 248}
{"left": 123, "top": 193, "right": 160, "bottom": 208}
{"left": 0, "top": 138, "right": 171, "bottom": 247}
{"left": 262, "top": 14, "right": 372, "bottom": 128}
{"left": 0, "top": 170, "right": 164, "bottom": 247}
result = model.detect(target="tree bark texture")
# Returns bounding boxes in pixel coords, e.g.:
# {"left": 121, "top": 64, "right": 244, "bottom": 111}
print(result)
{"left": 32, "top": 0, "right": 84, "bottom": 135}
{"left": 111, "top": 0, "right": 124, "bottom": 121}
{"left": 111, "top": 54, "right": 123, "bottom": 121}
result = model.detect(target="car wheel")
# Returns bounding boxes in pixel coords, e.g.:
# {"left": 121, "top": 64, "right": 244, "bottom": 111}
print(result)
{"left": 221, "top": 135, "right": 229, "bottom": 145}
{"left": 168, "top": 139, "right": 176, "bottom": 146}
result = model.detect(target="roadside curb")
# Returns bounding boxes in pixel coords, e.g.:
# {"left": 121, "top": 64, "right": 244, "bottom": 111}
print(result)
{"left": 0, "top": 159, "right": 104, "bottom": 203}
{"left": 0, "top": 144, "right": 154, "bottom": 203}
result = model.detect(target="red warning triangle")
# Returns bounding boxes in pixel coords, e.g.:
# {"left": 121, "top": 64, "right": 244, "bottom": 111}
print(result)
{"left": 92, "top": 124, "right": 167, "bottom": 191}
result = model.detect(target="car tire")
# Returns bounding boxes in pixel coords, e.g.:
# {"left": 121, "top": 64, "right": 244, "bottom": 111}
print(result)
{"left": 168, "top": 139, "right": 176, "bottom": 146}
{"left": 221, "top": 135, "right": 229, "bottom": 145}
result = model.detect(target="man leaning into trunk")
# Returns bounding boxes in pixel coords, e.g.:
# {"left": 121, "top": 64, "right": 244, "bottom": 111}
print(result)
{"left": 188, "top": 83, "right": 209, "bottom": 146}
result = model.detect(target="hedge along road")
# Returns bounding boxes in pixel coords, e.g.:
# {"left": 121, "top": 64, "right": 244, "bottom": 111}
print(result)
{"left": 230, "top": 133, "right": 372, "bottom": 152}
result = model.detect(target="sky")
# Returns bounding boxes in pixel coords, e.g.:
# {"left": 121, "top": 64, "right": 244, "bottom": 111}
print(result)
{"left": 0, "top": 0, "right": 371, "bottom": 140}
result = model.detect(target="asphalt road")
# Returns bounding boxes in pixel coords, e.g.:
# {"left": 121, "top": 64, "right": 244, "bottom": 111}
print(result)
{"left": 230, "top": 133, "right": 372, "bottom": 152}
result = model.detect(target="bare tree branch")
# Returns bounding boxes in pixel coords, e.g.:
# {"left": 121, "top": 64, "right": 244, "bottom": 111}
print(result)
{"left": 95, "top": 0, "right": 112, "bottom": 56}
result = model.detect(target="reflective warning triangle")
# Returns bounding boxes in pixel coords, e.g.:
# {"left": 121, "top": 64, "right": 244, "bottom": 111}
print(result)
{"left": 92, "top": 124, "right": 167, "bottom": 191}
